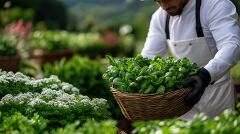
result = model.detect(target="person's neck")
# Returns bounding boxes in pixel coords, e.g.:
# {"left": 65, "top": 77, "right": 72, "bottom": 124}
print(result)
{"left": 176, "top": 0, "right": 190, "bottom": 15}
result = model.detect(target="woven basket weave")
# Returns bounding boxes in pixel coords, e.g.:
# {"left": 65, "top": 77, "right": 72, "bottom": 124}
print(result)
{"left": 111, "top": 87, "right": 192, "bottom": 121}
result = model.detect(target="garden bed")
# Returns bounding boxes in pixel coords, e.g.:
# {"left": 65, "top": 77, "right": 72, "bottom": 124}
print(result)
{"left": 0, "top": 55, "right": 20, "bottom": 72}
{"left": 30, "top": 49, "right": 74, "bottom": 66}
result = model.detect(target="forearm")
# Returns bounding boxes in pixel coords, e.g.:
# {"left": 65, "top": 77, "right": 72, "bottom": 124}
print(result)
{"left": 204, "top": 0, "right": 240, "bottom": 82}
{"left": 205, "top": 42, "right": 240, "bottom": 82}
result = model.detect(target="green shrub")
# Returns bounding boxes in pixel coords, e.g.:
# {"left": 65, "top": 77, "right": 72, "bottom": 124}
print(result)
{"left": 43, "top": 55, "right": 121, "bottom": 118}
{"left": 30, "top": 30, "right": 136, "bottom": 57}
{"left": 0, "top": 35, "right": 19, "bottom": 56}
{"left": 0, "top": 89, "right": 110, "bottom": 128}
{"left": 0, "top": 71, "right": 111, "bottom": 128}
{"left": 53, "top": 119, "right": 117, "bottom": 134}
{"left": 68, "top": 33, "right": 106, "bottom": 54}
{"left": 30, "top": 31, "right": 106, "bottom": 53}
{"left": 0, "top": 112, "right": 47, "bottom": 134}
{"left": 43, "top": 55, "right": 107, "bottom": 97}
{"left": 231, "top": 63, "right": 240, "bottom": 80}
{"left": 0, "top": 112, "right": 116, "bottom": 134}
{"left": 132, "top": 110, "right": 240, "bottom": 134}
{"left": 31, "top": 31, "right": 70, "bottom": 52}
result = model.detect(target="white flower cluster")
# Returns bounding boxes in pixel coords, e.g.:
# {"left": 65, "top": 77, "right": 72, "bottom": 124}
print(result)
{"left": 0, "top": 71, "right": 32, "bottom": 84}
{"left": 61, "top": 82, "right": 79, "bottom": 94}
{"left": 0, "top": 71, "right": 80, "bottom": 94}
{"left": 91, "top": 98, "right": 109, "bottom": 110}
{"left": 79, "top": 96, "right": 109, "bottom": 110}
{"left": 0, "top": 88, "right": 108, "bottom": 109}
{"left": 0, "top": 92, "right": 37, "bottom": 105}
{"left": 24, "top": 75, "right": 60, "bottom": 88}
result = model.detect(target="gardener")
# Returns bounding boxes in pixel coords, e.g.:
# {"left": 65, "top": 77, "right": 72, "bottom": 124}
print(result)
{"left": 141, "top": 0, "right": 240, "bottom": 120}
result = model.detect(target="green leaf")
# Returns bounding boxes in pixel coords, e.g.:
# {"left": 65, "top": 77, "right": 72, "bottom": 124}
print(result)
{"left": 112, "top": 78, "right": 121, "bottom": 85}
{"left": 144, "top": 84, "right": 155, "bottom": 94}
{"left": 156, "top": 85, "right": 165, "bottom": 94}
{"left": 106, "top": 55, "right": 117, "bottom": 66}
{"left": 136, "top": 76, "right": 144, "bottom": 82}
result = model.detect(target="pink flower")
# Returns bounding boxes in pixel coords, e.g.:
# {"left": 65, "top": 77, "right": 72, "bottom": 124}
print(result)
{"left": 4, "top": 19, "right": 32, "bottom": 40}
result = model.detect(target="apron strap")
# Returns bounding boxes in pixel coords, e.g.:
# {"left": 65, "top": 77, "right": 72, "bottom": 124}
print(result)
{"left": 165, "top": 0, "right": 204, "bottom": 39}
{"left": 165, "top": 14, "right": 170, "bottom": 40}
{"left": 196, "top": 0, "right": 204, "bottom": 37}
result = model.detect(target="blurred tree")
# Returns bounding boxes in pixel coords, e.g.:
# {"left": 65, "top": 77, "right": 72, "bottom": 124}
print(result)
{"left": 66, "top": 12, "right": 78, "bottom": 31}
{"left": 0, "top": 0, "right": 67, "bottom": 30}
{"left": 34, "top": 0, "right": 67, "bottom": 30}
{"left": 130, "top": 4, "right": 157, "bottom": 40}
{"left": 0, "top": 7, "right": 34, "bottom": 24}
{"left": 78, "top": 15, "right": 96, "bottom": 32}
{"left": 0, "top": 0, "right": 37, "bottom": 9}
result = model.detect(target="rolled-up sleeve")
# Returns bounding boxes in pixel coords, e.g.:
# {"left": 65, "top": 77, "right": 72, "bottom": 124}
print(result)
{"left": 141, "top": 9, "right": 169, "bottom": 59}
{"left": 204, "top": 0, "right": 240, "bottom": 82}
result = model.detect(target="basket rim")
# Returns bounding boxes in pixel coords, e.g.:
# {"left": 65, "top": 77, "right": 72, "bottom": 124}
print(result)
{"left": 111, "top": 87, "right": 191, "bottom": 97}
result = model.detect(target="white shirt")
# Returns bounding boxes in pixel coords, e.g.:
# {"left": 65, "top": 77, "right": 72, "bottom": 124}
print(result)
{"left": 141, "top": 0, "right": 240, "bottom": 82}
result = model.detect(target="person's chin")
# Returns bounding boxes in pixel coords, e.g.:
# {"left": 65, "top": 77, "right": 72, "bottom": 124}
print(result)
{"left": 167, "top": 11, "right": 178, "bottom": 16}
{"left": 167, "top": 10, "right": 181, "bottom": 16}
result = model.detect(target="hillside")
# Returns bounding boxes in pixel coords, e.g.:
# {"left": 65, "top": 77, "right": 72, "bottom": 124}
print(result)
{"left": 61, "top": 0, "right": 158, "bottom": 29}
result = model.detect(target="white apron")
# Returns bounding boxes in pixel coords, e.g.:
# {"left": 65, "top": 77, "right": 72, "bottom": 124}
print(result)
{"left": 167, "top": 37, "right": 236, "bottom": 120}
{"left": 164, "top": 0, "right": 236, "bottom": 120}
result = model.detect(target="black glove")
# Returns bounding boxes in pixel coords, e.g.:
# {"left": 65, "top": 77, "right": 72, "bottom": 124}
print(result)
{"left": 183, "top": 68, "right": 211, "bottom": 106}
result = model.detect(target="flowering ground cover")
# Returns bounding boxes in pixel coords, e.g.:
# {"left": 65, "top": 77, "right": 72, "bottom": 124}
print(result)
{"left": 0, "top": 71, "right": 111, "bottom": 128}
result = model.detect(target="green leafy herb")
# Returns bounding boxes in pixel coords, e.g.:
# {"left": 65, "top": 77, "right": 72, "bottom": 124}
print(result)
{"left": 103, "top": 55, "right": 199, "bottom": 94}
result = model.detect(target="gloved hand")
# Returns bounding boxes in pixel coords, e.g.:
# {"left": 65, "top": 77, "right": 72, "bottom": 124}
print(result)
{"left": 183, "top": 68, "right": 211, "bottom": 106}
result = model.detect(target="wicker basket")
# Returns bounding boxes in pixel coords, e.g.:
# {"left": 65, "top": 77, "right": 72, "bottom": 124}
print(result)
{"left": 111, "top": 87, "right": 192, "bottom": 121}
